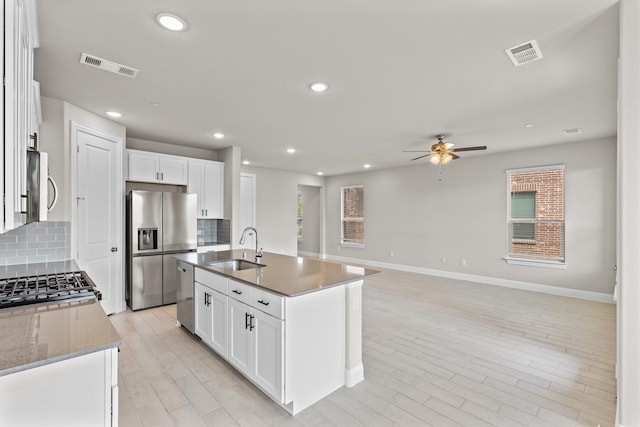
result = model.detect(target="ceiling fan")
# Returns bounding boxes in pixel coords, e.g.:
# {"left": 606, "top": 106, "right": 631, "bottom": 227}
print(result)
{"left": 404, "top": 135, "right": 487, "bottom": 165}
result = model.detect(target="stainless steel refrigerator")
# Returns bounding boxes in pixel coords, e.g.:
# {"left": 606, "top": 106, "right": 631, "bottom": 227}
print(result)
{"left": 126, "top": 191, "right": 197, "bottom": 311}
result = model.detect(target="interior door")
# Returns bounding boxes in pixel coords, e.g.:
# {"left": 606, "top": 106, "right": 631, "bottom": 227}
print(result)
{"left": 74, "top": 123, "right": 123, "bottom": 315}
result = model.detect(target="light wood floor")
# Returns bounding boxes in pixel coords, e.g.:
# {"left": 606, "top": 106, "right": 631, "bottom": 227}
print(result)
{"left": 110, "top": 268, "right": 616, "bottom": 426}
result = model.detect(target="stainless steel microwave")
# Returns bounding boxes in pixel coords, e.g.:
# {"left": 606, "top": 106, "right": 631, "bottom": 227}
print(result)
{"left": 26, "top": 150, "right": 58, "bottom": 223}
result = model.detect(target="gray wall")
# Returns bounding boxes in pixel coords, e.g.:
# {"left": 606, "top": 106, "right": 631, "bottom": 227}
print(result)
{"left": 298, "top": 185, "right": 321, "bottom": 256}
{"left": 325, "top": 137, "right": 617, "bottom": 294}
{"left": 242, "top": 166, "right": 325, "bottom": 256}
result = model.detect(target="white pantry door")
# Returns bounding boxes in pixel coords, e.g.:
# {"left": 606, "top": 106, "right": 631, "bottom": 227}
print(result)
{"left": 73, "top": 123, "right": 123, "bottom": 315}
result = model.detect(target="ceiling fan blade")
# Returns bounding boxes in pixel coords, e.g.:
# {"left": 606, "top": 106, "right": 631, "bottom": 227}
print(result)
{"left": 411, "top": 153, "right": 434, "bottom": 161}
{"left": 450, "top": 153, "right": 460, "bottom": 159}
{"left": 452, "top": 146, "right": 487, "bottom": 152}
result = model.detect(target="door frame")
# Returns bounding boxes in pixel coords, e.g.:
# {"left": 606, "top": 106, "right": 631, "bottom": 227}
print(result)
{"left": 70, "top": 121, "right": 125, "bottom": 313}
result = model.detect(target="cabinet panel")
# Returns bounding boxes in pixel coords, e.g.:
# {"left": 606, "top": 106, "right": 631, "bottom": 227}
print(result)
{"left": 252, "top": 310, "right": 284, "bottom": 402}
{"left": 210, "top": 290, "right": 228, "bottom": 357}
{"left": 159, "top": 156, "right": 187, "bottom": 185}
{"left": 194, "top": 282, "right": 212, "bottom": 344}
{"left": 228, "top": 298, "right": 251, "bottom": 374}
{"left": 128, "top": 150, "right": 159, "bottom": 182}
{"left": 188, "top": 160, "right": 224, "bottom": 218}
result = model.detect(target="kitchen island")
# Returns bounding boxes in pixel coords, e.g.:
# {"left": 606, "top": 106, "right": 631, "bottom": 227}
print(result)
{"left": 174, "top": 250, "right": 379, "bottom": 415}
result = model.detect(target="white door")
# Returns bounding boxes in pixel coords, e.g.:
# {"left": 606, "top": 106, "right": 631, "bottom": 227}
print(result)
{"left": 74, "top": 123, "right": 123, "bottom": 315}
{"left": 240, "top": 173, "right": 256, "bottom": 249}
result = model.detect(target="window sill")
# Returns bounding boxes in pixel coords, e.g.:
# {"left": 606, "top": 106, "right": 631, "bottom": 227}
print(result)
{"left": 340, "top": 242, "right": 365, "bottom": 249}
{"left": 504, "top": 256, "right": 567, "bottom": 269}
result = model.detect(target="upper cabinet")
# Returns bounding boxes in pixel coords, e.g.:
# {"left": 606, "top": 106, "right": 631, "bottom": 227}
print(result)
{"left": 127, "top": 149, "right": 188, "bottom": 185}
{"left": 2, "top": 0, "right": 39, "bottom": 232}
{"left": 188, "top": 160, "right": 224, "bottom": 219}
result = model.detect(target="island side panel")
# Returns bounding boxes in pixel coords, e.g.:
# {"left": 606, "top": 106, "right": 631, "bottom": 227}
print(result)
{"left": 285, "top": 285, "right": 345, "bottom": 415}
{"left": 345, "top": 280, "right": 364, "bottom": 387}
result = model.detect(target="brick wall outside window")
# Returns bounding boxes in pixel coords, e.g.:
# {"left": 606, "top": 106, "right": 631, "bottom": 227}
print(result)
{"left": 509, "top": 168, "right": 564, "bottom": 260}
{"left": 341, "top": 186, "right": 364, "bottom": 245}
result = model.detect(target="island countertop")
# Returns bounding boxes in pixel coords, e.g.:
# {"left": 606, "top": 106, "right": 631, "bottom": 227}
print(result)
{"left": 174, "top": 250, "right": 380, "bottom": 297}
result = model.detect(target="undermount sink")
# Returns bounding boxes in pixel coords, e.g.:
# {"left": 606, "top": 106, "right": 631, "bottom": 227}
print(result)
{"left": 209, "top": 259, "right": 265, "bottom": 271}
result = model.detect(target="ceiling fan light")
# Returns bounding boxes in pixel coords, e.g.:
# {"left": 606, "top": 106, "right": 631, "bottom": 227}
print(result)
{"left": 430, "top": 155, "right": 441, "bottom": 165}
{"left": 442, "top": 153, "right": 453, "bottom": 164}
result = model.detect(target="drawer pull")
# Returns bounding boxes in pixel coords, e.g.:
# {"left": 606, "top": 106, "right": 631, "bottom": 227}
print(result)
{"left": 232, "top": 289, "right": 242, "bottom": 295}
{"left": 257, "top": 299, "right": 270, "bottom": 306}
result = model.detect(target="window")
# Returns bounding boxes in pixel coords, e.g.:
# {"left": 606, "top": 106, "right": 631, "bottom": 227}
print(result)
{"left": 296, "top": 190, "right": 303, "bottom": 239}
{"left": 341, "top": 185, "right": 364, "bottom": 246}
{"left": 507, "top": 165, "right": 565, "bottom": 265}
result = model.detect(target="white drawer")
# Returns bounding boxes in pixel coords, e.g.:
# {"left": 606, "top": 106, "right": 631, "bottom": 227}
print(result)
{"left": 195, "top": 268, "right": 228, "bottom": 295}
{"left": 251, "top": 286, "right": 284, "bottom": 320}
{"left": 228, "top": 279, "right": 252, "bottom": 305}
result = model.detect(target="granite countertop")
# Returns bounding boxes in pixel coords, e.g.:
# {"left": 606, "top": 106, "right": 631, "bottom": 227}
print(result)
{"left": 0, "top": 298, "right": 121, "bottom": 377}
{"left": 174, "top": 249, "right": 380, "bottom": 297}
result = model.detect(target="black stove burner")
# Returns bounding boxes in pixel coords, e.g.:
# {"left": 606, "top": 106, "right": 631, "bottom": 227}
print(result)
{"left": 0, "top": 271, "right": 101, "bottom": 309}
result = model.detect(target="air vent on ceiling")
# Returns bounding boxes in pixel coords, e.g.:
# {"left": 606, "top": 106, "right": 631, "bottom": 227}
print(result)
{"left": 505, "top": 40, "right": 543, "bottom": 66}
{"left": 563, "top": 127, "right": 583, "bottom": 135}
{"left": 79, "top": 53, "right": 139, "bottom": 78}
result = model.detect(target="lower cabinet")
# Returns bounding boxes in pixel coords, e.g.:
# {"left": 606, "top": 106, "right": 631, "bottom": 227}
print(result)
{"left": 194, "top": 282, "right": 228, "bottom": 357}
{"left": 228, "top": 297, "right": 284, "bottom": 402}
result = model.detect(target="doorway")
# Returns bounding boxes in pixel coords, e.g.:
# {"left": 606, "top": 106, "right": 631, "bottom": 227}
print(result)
{"left": 297, "top": 185, "right": 321, "bottom": 258}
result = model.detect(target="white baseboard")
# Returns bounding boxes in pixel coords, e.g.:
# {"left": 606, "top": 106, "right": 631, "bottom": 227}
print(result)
{"left": 298, "top": 250, "right": 320, "bottom": 258}
{"left": 344, "top": 363, "right": 364, "bottom": 387}
{"left": 325, "top": 254, "right": 615, "bottom": 304}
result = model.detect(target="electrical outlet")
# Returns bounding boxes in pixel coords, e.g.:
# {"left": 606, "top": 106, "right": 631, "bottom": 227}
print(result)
{"left": 461, "top": 258, "right": 466, "bottom": 267}
{"left": 390, "top": 250, "right": 394, "bottom": 257}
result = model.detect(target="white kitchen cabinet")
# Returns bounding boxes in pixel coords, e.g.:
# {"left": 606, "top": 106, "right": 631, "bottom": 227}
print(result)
{"left": 188, "top": 159, "right": 224, "bottom": 218}
{"left": 0, "top": 347, "right": 118, "bottom": 426}
{"left": 127, "top": 149, "right": 188, "bottom": 185}
{"left": 2, "top": 0, "right": 38, "bottom": 231}
{"left": 194, "top": 269, "right": 228, "bottom": 357}
{"left": 191, "top": 266, "right": 348, "bottom": 414}
{"left": 228, "top": 280, "right": 284, "bottom": 402}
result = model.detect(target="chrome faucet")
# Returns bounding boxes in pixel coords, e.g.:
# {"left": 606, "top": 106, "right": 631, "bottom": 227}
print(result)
{"left": 239, "top": 226, "right": 262, "bottom": 261}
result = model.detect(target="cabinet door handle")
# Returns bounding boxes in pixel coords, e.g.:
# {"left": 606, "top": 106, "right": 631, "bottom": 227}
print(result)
{"left": 245, "top": 312, "right": 250, "bottom": 330}
{"left": 205, "top": 209, "right": 208, "bottom": 216}
{"left": 249, "top": 314, "right": 255, "bottom": 331}
{"left": 161, "top": 172, "right": 164, "bottom": 180}
{"left": 206, "top": 293, "right": 211, "bottom": 306}
{"left": 257, "top": 299, "right": 269, "bottom": 306}
{"left": 156, "top": 172, "right": 159, "bottom": 180}
{"left": 232, "top": 289, "right": 242, "bottom": 295}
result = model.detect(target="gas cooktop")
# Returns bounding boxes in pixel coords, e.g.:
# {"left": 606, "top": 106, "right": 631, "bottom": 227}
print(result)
{"left": 0, "top": 271, "right": 101, "bottom": 309}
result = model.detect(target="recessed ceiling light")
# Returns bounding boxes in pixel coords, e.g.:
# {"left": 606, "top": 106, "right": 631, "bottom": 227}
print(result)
{"left": 317, "top": 172, "right": 324, "bottom": 176}
{"left": 212, "top": 132, "right": 224, "bottom": 139}
{"left": 287, "top": 148, "right": 296, "bottom": 154}
{"left": 524, "top": 124, "right": 534, "bottom": 128}
{"left": 155, "top": 13, "right": 187, "bottom": 31}
{"left": 309, "top": 82, "right": 329, "bottom": 92}
{"left": 106, "top": 111, "right": 122, "bottom": 118}
{"left": 242, "top": 160, "right": 250, "bottom": 165}
{"left": 364, "top": 164, "right": 371, "bottom": 169}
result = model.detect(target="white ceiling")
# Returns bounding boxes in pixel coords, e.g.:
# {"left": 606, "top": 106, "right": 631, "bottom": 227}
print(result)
{"left": 34, "top": 0, "right": 619, "bottom": 176}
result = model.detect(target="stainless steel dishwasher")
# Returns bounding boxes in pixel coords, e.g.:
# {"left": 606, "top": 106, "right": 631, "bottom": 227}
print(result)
{"left": 176, "top": 261, "right": 195, "bottom": 333}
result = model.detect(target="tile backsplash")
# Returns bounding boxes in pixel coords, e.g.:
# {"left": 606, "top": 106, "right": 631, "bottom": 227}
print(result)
{"left": 197, "top": 219, "right": 230, "bottom": 246}
{"left": 0, "top": 221, "right": 71, "bottom": 266}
